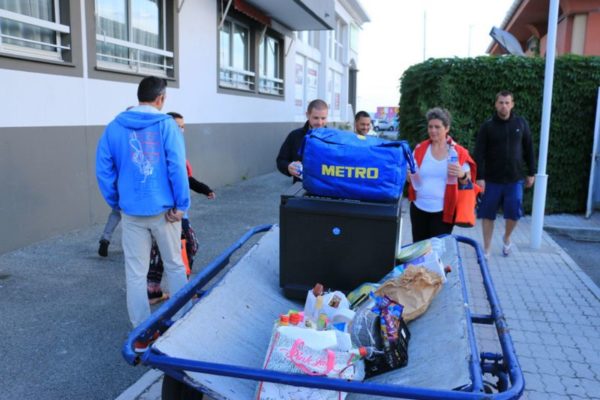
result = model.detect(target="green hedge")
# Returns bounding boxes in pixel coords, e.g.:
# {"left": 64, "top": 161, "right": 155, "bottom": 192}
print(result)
{"left": 399, "top": 55, "right": 600, "bottom": 213}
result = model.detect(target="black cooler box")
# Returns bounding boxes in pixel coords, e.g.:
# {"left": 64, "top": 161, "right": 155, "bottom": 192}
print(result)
{"left": 280, "top": 183, "right": 402, "bottom": 299}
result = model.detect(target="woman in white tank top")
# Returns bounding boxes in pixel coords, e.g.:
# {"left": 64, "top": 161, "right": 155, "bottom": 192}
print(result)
{"left": 407, "top": 107, "right": 473, "bottom": 242}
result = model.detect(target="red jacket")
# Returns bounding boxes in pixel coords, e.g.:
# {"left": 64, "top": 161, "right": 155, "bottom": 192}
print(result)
{"left": 408, "top": 137, "right": 477, "bottom": 224}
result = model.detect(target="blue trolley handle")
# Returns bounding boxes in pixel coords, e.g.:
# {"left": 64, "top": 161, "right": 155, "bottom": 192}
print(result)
{"left": 453, "top": 235, "right": 525, "bottom": 398}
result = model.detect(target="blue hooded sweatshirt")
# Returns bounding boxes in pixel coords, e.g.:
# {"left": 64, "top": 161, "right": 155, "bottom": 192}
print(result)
{"left": 96, "top": 108, "right": 190, "bottom": 216}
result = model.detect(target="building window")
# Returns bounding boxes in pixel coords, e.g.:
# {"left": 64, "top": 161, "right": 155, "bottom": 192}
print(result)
{"left": 327, "top": 68, "right": 342, "bottom": 120}
{"left": 0, "top": 0, "right": 71, "bottom": 61}
{"left": 218, "top": 13, "right": 284, "bottom": 97}
{"left": 329, "top": 17, "right": 345, "bottom": 63}
{"left": 219, "top": 18, "right": 254, "bottom": 91}
{"left": 258, "top": 34, "right": 282, "bottom": 95}
{"left": 349, "top": 24, "right": 358, "bottom": 52}
{"left": 294, "top": 54, "right": 319, "bottom": 117}
{"left": 296, "top": 30, "right": 319, "bottom": 49}
{"left": 95, "top": 0, "right": 173, "bottom": 77}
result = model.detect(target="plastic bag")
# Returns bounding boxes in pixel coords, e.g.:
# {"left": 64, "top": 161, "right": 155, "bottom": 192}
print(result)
{"left": 402, "top": 250, "right": 446, "bottom": 283}
{"left": 256, "top": 324, "right": 364, "bottom": 400}
{"left": 348, "top": 297, "right": 380, "bottom": 349}
{"left": 304, "top": 287, "right": 352, "bottom": 329}
{"left": 455, "top": 179, "right": 482, "bottom": 228}
{"left": 365, "top": 294, "right": 410, "bottom": 377}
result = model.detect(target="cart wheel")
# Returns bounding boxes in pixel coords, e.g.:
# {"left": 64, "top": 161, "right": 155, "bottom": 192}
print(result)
{"left": 161, "top": 374, "right": 204, "bottom": 400}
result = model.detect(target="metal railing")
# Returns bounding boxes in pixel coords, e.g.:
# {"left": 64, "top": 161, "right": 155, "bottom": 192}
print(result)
{"left": 219, "top": 65, "right": 256, "bottom": 90}
{"left": 258, "top": 75, "right": 284, "bottom": 95}
{"left": 96, "top": 33, "right": 173, "bottom": 76}
{"left": 0, "top": 8, "right": 70, "bottom": 60}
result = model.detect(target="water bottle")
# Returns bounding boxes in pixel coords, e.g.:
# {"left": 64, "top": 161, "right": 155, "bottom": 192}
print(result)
{"left": 410, "top": 165, "right": 422, "bottom": 191}
{"left": 292, "top": 161, "right": 303, "bottom": 179}
{"left": 447, "top": 145, "right": 458, "bottom": 185}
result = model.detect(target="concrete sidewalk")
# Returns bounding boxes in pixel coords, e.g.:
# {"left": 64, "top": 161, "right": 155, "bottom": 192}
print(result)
{"left": 119, "top": 172, "right": 600, "bottom": 400}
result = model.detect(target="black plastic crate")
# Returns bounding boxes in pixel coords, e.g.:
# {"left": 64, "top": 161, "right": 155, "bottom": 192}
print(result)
{"left": 279, "top": 183, "right": 402, "bottom": 299}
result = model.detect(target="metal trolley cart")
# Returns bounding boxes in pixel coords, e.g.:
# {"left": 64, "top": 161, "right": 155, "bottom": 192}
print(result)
{"left": 123, "top": 225, "right": 524, "bottom": 400}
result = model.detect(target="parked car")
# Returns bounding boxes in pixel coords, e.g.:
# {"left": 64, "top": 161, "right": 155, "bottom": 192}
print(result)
{"left": 379, "top": 129, "right": 398, "bottom": 140}
{"left": 373, "top": 119, "right": 395, "bottom": 132}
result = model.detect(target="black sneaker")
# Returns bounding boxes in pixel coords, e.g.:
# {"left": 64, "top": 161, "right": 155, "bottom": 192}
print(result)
{"left": 98, "top": 239, "right": 109, "bottom": 257}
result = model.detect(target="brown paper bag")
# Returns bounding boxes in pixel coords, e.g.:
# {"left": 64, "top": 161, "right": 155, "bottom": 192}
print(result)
{"left": 375, "top": 266, "right": 443, "bottom": 322}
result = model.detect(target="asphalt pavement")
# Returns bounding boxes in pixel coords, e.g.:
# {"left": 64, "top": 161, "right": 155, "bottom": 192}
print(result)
{"left": 544, "top": 213, "right": 600, "bottom": 288}
{"left": 0, "top": 172, "right": 291, "bottom": 400}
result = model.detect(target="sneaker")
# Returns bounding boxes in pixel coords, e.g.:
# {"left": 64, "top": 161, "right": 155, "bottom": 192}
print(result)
{"left": 484, "top": 252, "right": 490, "bottom": 261}
{"left": 134, "top": 331, "right": 160, "bottom": 353}
{"left": 98, "top": 239, "right": 109, "bottom": 257}
{"left": 502, "top": 241, "right": 512, "bottom": 257}
{"left": 147, "top": 288, "right": 163, "bottom": 299}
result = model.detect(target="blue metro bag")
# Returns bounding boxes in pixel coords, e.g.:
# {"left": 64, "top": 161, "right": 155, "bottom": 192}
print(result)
{"left": 301, "top": 128, "right": 415, "bottom": 202}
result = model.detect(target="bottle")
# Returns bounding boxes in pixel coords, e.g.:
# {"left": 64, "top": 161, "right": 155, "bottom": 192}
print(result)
{"left": 410, "top": 165, "right": 422, "bottom": 191}
{"left": 317, "top": 314, "right": 328, "bottom": 330}
{"left": 279, "top": 314, "right": 289, "bottom": 326}
{"left": 289, "top": 312, "right": 302, "bottom": 326}
{"left": 447, "top": 145, "right": 458, "bottom": 185}
{"left": 351, "top": 346, "right": 383, "bottom": 361}
{"left": 291, "top": 161, "right": 303, "bottom": 179}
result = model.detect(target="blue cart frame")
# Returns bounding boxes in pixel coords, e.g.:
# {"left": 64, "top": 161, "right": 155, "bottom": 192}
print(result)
{"left": 123, "top": 224, "right": 524, "bottom": 399}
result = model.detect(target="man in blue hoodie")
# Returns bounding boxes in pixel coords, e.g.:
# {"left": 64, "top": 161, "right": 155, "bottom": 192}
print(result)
{"left": 96, "top": 76, "right": 190, "bottom": 336}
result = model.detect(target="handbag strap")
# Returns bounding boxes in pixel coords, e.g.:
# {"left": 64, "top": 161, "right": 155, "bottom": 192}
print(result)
{"left": 289, "top": 339, "right": 335, "bottom": 376}
{"left": 378, "top": 140, "right": 416, "bottom": 174}
{"left": 400, "top": 141, "right": 417, "bottom": 174}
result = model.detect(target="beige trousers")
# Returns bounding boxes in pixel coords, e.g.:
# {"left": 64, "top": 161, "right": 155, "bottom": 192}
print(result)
{"left": 121, "top": 212, "right": 188, "bottom": 327}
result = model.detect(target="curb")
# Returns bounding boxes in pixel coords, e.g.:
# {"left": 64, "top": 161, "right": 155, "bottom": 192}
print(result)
{"left": 543, "top": 230, "right": 600, "bottom": 300}
{"left": 544, "top": 224, "right": 600, "bottom": 242}
{"left": 115, "top": 369, "right": 163, "bottom": 400}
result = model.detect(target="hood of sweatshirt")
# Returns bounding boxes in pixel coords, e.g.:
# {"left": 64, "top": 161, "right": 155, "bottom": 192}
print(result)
{"left": 114, "top": 110, "right": 171, "bottom": 130}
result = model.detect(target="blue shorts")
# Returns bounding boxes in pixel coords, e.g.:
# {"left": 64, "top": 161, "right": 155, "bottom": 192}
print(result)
{"left": 477, "top": 181, "right": 524, "bottom": 221}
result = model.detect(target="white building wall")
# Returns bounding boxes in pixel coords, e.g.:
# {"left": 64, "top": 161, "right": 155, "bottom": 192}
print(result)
{"left": 0, "top": 0, "right": 368, "bottom": 128}
{"left": 0, "top": 0, "right": 368, "bottom": 253}
{"left": 175, "top": 0, "right": 298, "bottom": 124}
{"left": 0, "top": 0, "right": 300, "bottom": 128}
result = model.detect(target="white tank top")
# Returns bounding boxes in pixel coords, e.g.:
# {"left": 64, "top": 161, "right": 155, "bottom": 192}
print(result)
{"left": 414, "top": 147, "right": 447, "bottom": 212}
{"left": 413, "top": 146, "right": 470, "bottom": 212}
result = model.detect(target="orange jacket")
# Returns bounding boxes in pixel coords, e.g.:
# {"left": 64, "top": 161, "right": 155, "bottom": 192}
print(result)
{"left": 408, "top": 137, "right": 477, "bottom": 224}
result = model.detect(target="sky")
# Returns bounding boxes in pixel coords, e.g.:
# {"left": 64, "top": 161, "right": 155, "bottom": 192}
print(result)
{"left": 356, "top": 0, "right": 516, "bottom": 113}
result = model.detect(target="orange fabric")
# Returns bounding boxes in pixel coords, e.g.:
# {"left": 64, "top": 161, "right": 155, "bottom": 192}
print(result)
{"left": 454, "top": 183, "right": 482, "bottom": 227}
{"left": 181, "top": 239, "right": 190, "bottom": 276}
{"left": 407, "top": 137, "right": 477, "bottom": 224}
{"left": 185, "top": 160, "right": 193, "bottom": 177}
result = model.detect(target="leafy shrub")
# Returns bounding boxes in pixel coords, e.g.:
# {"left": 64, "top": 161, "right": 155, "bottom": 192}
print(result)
{"left": 399, "top": 55, "right": 600, "bottom": 213}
